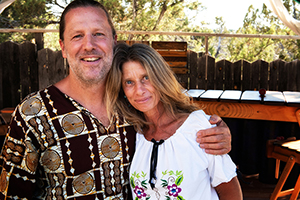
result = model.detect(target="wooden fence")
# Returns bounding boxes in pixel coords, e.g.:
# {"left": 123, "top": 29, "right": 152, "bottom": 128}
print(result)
{"left": 1, "top": 40, "right": 300, "bottom": 110}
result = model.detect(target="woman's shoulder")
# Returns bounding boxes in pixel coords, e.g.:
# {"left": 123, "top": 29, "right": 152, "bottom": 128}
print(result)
{"left": 175, "top": 110, "right": 212, "bottom": 137}
{"left": 187, "top": 110, "right": 211, "bottom": 126}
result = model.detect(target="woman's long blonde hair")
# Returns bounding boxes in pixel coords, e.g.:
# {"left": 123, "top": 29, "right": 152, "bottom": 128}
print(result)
{"left": 105, "top": 43, "right": 201, "bottom": 132}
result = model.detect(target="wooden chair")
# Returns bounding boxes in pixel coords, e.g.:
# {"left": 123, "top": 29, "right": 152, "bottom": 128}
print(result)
{"left": 267, "top": 137, "right": 300, "bottom": 200}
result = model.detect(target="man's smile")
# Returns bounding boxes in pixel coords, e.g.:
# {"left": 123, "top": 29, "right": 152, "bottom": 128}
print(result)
{"left": 81, "top": 57, "right": 101, "bottom": 62}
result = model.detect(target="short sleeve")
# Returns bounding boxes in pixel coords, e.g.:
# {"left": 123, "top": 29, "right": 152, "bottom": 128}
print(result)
{"left": 207, "top": 154, "right": 237, "bottom": 187}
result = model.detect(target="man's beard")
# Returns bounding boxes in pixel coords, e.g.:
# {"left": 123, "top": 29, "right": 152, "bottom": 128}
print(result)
{"left": 67, "top": 54, "right": 112, "bottom": 87}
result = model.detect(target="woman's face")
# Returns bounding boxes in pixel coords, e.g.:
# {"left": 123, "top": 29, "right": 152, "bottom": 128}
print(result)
{"left": 121, "top": 61, "right": 161, "bottom": 116}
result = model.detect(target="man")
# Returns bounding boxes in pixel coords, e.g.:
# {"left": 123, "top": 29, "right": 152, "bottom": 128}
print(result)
{"left": 0, "top": 0, "right": 231, "bottom": 199}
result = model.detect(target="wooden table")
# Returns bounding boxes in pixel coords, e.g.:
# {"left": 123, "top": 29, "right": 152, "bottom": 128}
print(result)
{"left": 187, "top": 89, "right": 300, "bottom": 200}
{"left": 187, "top": 89, "right": 300, "bottom": 125}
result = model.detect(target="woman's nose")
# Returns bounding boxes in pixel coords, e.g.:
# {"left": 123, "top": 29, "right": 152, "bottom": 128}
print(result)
{"left": 135, "top": 82, "right": 146, "bottom": 95}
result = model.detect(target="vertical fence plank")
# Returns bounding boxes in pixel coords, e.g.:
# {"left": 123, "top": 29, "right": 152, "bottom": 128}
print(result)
{"left": 277, "top": 60, "right": 288, "bottom": 91}
{"left": 269, "top": 60, "right": 280, "bottom": 91}
{"left": 215, "top": 60, "right": 224, "bottom": 90}
{"left": 38, "top": 48, "right": 51, "bottom": 90}
{"left": 38, "top": 49, "right": 68, "bottom": 90}
{"left": 260, "top": 60, "right": 269, "bottom": 90}
{"left": 206, "top": 55, "right": 215, "bottom": 90}
{"left": 285, "top": 60, "right": 297, "bottom": 91}
{"left": 294, "top": 60, "right": 300, "bottom": 91}
{"left": 0, "top": 41, "right": 20, "bottom": 109}
{"left": 289, "top": 59, "right": 300, "bottom": 91}
{"left": 223, "top": 60, "right": 233, "bottom": 90}
{"left": 35, "top": 33, "right": 44, "bottom": 51}
{"left": 19, "top": 41, "right": 38, "bottom": 100}
{"left": 242, "top": 60, "right": 251, "bottom": 90}
{"left": 233, "top": 60, "right": 242, "bottom": 90}
{"left": 251, "top": 60, "right": 260, "bottom": 91}
{"left": 50, "top": 50, "right": 68, "bottom": 88}
{"left": 189, "top": 51, "right": 198, "bottom": 89}
{"left": 198, "top": 54, "right": 206, "bottom": 89}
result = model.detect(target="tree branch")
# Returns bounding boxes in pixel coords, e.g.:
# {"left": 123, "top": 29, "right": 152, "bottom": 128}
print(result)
{"left": 152, "top": 0, "right": 168, "bottom": 31}
{"left": 53, "top": 0, "right": 65, "bottom": 9}
{"left": 128, "top": 0, "right": 137, "bottom": 40}
{"left": 152, "top": 0, "right": 184, "bottom": 31}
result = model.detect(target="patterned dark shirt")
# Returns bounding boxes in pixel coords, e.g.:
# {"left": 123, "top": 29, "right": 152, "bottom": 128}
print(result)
{"left": 0, "top": 85, "right": 136, "bottom": 199}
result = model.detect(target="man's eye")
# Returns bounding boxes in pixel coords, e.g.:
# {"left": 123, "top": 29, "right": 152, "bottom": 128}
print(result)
{"left": 95, "top": 33, "right": 104, "bottom": 36}
{"left": 73, "top": 35, "right": 82, "bottom": 39}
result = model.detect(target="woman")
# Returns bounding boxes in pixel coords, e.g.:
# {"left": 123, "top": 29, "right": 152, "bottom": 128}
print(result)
{"left": 106, "top": 43, "right": 242, "bottom": 200}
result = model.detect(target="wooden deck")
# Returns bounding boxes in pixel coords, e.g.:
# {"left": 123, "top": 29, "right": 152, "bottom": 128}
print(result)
{"left": 241, "top": 173, "right": 300, "bottom": 200}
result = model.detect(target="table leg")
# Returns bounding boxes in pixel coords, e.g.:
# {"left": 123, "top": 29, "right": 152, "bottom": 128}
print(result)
{"left": 290, "top": 174, "right": 300, "bottom": 200}
{"left": 270, "top": 156, "right": 296, "bottom": 200}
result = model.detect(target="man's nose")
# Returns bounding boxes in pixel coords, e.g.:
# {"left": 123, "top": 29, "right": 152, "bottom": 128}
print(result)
{"left": 83, "top": 34, "right": 95, "bottom": 51}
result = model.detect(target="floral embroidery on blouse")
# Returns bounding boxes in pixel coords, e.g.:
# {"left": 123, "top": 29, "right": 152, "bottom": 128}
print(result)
{"left": 130, "top": 170, "right": 185, "bottom": 200}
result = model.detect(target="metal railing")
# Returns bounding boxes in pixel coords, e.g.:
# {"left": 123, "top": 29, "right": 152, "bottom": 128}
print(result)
{"left": 1, "top": 28, "right": 300, "bottom": 54}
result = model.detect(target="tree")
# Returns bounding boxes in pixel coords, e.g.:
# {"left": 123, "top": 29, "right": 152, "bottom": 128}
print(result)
{"left": 0, "top": 0, "right": 57, "bottom": 43}
{"left": 3, "top": 0, "right": 300, "bottom": 63}
{"left": 103, "top": 0, "right": 203, "bottom": 42}
{"left": 218, "top": 0, "right": 300, "bottom": 62}
{"left": 0, "top": 0, "right": 204, "bottom": 45}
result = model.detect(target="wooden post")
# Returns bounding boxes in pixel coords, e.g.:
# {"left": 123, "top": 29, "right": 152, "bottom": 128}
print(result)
{"left": 35, "top": 33, "right": 44, "bottom": 51}
{"left": 205, "top": 36, "right": 208, "bottom": 55}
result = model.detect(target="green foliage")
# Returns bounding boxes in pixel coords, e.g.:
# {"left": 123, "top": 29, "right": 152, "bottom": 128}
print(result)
{"left": 1, "top": 0, "right": 300, "bottom": 63}
{"left": 112, "top": 0, "right": 203, "bottom": 42}
{"left": 212, "top": 1, "right": 300, "bottom": 62}
{"left": 43, "top": 24, "right": 60, "bottom": 51}
{"left": 0, "top": 0, "right": 56, "bottom": 43}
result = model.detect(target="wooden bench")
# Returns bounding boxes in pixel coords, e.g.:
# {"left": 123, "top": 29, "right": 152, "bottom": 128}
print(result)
{"left": 151, "top": 41, "right": 188, "bottom": 75}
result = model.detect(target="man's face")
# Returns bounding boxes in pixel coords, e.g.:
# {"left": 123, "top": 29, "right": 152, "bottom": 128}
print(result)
{"left": 59, "top": 6, "right": 117, "bottom": 85}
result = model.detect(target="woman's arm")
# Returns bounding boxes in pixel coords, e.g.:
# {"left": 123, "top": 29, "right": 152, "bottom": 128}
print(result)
{"left": 215, "top": 177, "right": 243, "bottom": 200}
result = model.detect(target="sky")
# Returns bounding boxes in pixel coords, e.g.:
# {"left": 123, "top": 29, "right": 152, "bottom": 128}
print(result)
{"left": 193, "top": 0, "right": 269, "bottom": 30}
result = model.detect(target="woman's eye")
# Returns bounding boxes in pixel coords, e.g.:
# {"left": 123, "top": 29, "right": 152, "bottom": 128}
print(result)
{"left": 144, "top": 76, "right": 149, "bottom": 80}
{"left": 125, "top": 80, "right": 132, "bottom": 85}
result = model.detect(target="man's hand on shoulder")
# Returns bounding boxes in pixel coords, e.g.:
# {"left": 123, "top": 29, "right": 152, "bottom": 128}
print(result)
{"left": 197, "top": 114, "right": 231, "bottom": 155}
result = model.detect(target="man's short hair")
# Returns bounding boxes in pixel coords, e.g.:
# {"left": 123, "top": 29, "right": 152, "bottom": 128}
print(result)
{"left": 59, "top": 0, "right": 116, "bottom": 41}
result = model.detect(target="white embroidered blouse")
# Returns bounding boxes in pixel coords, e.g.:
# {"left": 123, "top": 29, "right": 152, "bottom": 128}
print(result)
{"left": 129, "top": 110, "right": 237, "bottom": 200}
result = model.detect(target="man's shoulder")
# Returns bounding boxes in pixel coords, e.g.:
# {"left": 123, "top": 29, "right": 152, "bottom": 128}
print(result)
{"left": 15, "top": 85, "right": 66, "bottom": 117}
{"left": 19, "top": 85, "right": 55, "bottom": 104}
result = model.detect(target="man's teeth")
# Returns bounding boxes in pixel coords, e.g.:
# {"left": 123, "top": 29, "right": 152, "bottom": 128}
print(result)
{"left": 83, "top": 57, "right": 99, "bottom": 62}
